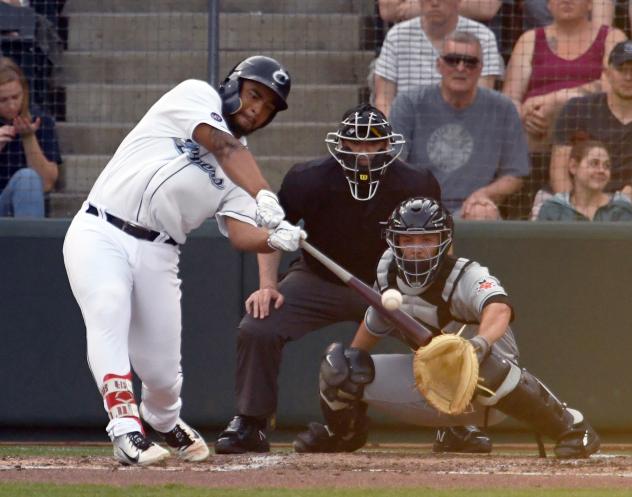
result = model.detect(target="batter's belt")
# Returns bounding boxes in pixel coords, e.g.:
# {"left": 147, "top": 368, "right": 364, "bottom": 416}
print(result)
{"left": 86, "top": 203, "right": 177, "bottom": 245}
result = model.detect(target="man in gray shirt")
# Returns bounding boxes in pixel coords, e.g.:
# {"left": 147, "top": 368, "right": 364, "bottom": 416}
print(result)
{"left": 390, "top": 31, "right": 529, "bottom": 219}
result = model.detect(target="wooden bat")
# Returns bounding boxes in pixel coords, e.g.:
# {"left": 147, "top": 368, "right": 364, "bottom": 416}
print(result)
{"left": 299, "top": 239, "right": 433, "bottom": 347}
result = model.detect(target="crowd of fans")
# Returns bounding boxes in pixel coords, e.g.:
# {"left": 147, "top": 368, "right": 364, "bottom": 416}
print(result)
{"left": 373, "top": 0, "right": 632, "bottom": 221}
{"left": 2, "top": 0, "right": 632, "bottom": 221}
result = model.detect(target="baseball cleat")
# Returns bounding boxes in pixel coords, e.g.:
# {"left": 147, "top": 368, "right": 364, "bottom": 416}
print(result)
{"left": 433, "top": 425, "right": 492, "bottom": 454}
{"left": 159, "top": 419, "right": 210, "bottom": 462}
{"left": 112, "top": 431, "right": 170, "bottom": 466}
{"left": 214, "top": 415, "right": 269, "bottom": 454}
{"left": 294, "top": 421, "right": 368, "bottom": 453}
{"left": 294, "top": 422, "right": 340, "bottom": 453}
{"left": 554, "top": 420, "right": 600, "bottom": 458}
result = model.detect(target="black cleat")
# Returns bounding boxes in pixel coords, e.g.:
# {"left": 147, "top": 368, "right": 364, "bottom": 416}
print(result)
{"left": 214, "top": 415, "right": 270, "bottom": 454}
{"left": 433, "top": 426, "right": 492, "bottom": 454}
{"left": 293, "top": 421, "right": 368, "bottom": 453}
{"left": 554, "top": 420, "right": 600, "bottom": 459}
{"left": 294, "top": 422, "right": 340, "bottom": 453}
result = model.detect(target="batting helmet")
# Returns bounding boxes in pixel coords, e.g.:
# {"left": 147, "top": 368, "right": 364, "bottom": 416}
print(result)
{"left": 219, "top": 56, "right": 291, "bottom": 119}
{"left": 383, "top": 197, "right": 453, "bottom": 288}
{"left": 326, "top": 104, "right": 404, "bottom": 201}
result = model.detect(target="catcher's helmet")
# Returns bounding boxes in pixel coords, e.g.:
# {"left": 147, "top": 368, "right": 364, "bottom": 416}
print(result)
{"left": 383, "top": 197, "right": 453, "bottom": 288}
{"left": 326, "top": 104, "right": 404, "bottom": 201}
{"left": 219, "top": 56, "right": 291, "bottom": 120}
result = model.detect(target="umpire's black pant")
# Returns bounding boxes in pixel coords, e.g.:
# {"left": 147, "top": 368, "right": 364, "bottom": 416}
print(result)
{"left": 235, "top": 258, "right": 368, "bottom": 418}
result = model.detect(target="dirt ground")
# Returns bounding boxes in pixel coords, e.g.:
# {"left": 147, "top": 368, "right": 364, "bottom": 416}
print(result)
{"left": 2, "top": 444, "right": 632, "bottom": 489}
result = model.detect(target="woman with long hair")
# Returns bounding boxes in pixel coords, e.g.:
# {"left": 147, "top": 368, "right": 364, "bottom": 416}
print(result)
{"left": 0, "top": 56, "right": 60, "bottom": 217}
{"left": 537, "top": 137, "right": 632, "bottom": 220}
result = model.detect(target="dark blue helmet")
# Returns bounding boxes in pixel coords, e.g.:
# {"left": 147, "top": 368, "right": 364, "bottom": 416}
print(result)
{"left": 384, "top": 197, "right": 453, "bottom": 288}
{"left": 219, "top": 55, "right": 291, "bottom": 117}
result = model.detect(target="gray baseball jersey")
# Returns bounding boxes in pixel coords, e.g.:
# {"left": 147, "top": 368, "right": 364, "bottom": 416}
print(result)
{"left": 365, "top": 249, "right": 515, "bottom": 344}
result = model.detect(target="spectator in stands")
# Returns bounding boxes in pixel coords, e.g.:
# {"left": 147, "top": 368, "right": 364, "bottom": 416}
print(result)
{"left": 537, "top": 138, "right": 632, "bottom": 220}
{"left": 523, "top": 0, "right": 614, "bottom": 29}
{"left": 390, "top": 31, "right": 529, "bottom": 219}
{"left": 1, "top": 0, "right": 64, "bottom": 118}
{"left": 377, "top": 1, "right": 523, "bottom": 63}
{"left": 0, "top": 56, "right": 59, "bottom": 217}
{"left": 549, "top": 40, "right": 632, "bottom": 196}
{"left": 374, "top": 0, "right": 503, "bottom": 116}
{"left": 503, "top": 0, "right": 625, "bottom": 154}
{"left": 379, "top": 0, "right": 502, "bottom": 25}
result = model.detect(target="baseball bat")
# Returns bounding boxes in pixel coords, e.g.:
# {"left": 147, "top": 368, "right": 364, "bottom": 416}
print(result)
{"left": 299, "top": 239, "right": 433, "bottom": 348}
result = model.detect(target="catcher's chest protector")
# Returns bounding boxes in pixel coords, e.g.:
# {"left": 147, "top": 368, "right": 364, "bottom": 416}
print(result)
{"left": 378, "top": 254, "right": 474, "bottom": 346}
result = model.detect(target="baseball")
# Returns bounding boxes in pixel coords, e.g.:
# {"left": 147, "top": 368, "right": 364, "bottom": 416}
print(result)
{"left": 381, "top": 288, "right": 403, "bottom": 311}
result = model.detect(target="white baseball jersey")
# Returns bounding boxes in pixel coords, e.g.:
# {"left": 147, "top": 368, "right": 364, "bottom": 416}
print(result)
{"left": 88, "top": 79, "right": 256, "bottom": 244}
{"left": 365, "top": 249, "right": 511, "bottom": 339}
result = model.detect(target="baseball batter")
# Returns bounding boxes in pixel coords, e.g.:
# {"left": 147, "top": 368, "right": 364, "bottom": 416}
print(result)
{"left": 295, "top": 197, "right": 600, "bottom": 459}
{"left": 63, "top": 56, "right": 304, "bottom": 466}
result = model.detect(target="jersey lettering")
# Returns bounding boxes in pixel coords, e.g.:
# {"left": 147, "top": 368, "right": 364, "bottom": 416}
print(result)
{"left": 174, "top": 138, "right": 225, "bottom": 190}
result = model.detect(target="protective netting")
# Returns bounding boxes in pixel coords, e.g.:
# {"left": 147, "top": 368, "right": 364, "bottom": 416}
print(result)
{"left": 0, "top": 0, "right": 630, "bottom": 220}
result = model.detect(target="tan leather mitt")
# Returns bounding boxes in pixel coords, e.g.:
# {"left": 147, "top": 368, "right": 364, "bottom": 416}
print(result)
{"left": 413, "top": 334, "right": 479, "bottom": 415}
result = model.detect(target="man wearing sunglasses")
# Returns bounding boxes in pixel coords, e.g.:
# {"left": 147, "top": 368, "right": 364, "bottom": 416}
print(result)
{"left": 374, "top": 0, "right": 503, "bottom": 116}
{"left": 390, "top": 31, "right": 529, "bottom": 220}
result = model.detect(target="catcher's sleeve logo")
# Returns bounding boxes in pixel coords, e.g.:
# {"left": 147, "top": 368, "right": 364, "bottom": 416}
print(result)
{"left": 475, "top": 278, "right": 497, "bottom": 294}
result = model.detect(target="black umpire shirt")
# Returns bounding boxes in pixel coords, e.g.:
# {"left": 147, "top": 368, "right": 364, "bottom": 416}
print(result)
{"left": 278, "top": 156, "right": 441, "bottom": 285}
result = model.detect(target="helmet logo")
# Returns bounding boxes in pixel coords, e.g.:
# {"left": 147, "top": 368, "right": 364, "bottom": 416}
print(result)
{"left": 210, "top": 112, "right": 223, "bottom": 122}
{"left": 272, "top": 69, "right": 290, "bottom": 85}
{"left": 359, "top": 174, "right": 368, "bottom": 181}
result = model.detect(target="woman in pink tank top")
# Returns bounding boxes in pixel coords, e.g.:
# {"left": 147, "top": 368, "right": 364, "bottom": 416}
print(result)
{"left": 503, "top": 0, "right": 626, "bottom": 153}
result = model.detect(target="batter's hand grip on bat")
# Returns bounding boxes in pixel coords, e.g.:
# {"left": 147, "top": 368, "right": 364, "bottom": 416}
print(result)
{"left": 299, "top": 239, "right": 432, "bottom": 348}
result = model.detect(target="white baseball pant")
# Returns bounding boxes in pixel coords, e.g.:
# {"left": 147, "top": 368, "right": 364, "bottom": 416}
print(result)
{"left": 63, "top": 207, "right": 184, "bottom": 438}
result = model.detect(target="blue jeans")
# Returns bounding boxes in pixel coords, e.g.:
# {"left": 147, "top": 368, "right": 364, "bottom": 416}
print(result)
{"left": 0, "top": 168, "right": 45, "bottom": 218}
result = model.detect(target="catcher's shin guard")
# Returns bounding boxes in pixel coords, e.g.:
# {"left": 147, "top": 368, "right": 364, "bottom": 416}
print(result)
{"left": 476, "top": 353, "right": 600, "bottom": 457}
{"left": 315, "top": 342, "right": 374, "bottom": 450}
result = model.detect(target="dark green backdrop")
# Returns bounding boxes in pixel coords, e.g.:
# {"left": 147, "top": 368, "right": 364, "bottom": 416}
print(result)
{"left": 1, "top": 219, "right": 630, "bottom": 432}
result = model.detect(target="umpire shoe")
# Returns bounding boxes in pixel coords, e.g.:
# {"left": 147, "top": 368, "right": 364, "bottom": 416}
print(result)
{"left": 554, "top": 420, "right": 601, "bottom": 459}
{"left": 112, "top": 431, "right": 170, "bottom": 466}
{"left": 159, "top": 419, "right": 210, "bottom": 462}
{"left": 433, "top": 426, "right": 492, "bottom": 454}
{"left": 214, "top": 415, "right": 270, "bottom": 454}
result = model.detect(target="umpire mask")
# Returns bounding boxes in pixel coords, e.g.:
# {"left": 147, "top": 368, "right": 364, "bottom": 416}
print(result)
{"left": 326, "top": 104, "right": 404, "bottom": 201}
{"left": 384, "top": 197, "right": 453, "bottom": 289}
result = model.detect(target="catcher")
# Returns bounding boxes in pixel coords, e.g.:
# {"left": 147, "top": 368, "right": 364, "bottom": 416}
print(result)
{"left": 294, "top": 196, "right": 600, "bottom": 459}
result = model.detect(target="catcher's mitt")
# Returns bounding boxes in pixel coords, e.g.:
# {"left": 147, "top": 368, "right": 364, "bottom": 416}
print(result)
{"left": 413, "top": 333, "right": 479, "bottom": 415}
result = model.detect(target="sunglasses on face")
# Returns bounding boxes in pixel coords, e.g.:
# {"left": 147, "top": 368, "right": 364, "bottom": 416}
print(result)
{"left": 441, "top": 53, "right": 480, "bottom": 70}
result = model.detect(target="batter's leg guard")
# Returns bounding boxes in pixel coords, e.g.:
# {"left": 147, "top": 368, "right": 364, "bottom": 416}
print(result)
{"left": 476, "top": 353, "right": 600, "bottom": 458}
{"left": 294, "top": 343, "right": 373, "bottom": 453}
{"left": 103, "top": 373, "right": 169, "bottom": 466}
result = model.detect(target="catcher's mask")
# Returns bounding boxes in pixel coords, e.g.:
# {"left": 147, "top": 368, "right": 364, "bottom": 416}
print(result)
{"left": 326, "top": 104, "right": 404, "bottom": 201}
{"left": 219, "top": 55, "right": 291, "bottom": 128}
{"left": 383, "top": 197, "right": 453, "bottom": 288}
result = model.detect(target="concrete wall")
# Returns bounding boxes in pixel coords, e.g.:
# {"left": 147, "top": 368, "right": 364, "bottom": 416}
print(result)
{"left": 2, "top": 219, "right": 631, "bottom": 431}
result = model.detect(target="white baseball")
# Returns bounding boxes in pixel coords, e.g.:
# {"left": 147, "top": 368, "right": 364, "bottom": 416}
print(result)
{"left": 381, "top": 289, "right": 403, "bottom": 311}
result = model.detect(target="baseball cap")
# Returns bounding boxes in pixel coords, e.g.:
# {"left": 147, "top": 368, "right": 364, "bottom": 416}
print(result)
{"left": 608, "top": 40, "right": 632, "bottom": 66}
